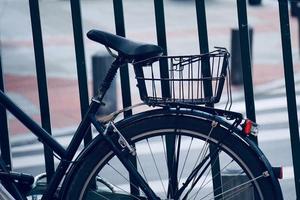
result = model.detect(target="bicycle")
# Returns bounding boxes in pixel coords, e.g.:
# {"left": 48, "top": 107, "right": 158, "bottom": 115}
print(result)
{"left": 0, "top": 29, "right": 283, "bottom": 199}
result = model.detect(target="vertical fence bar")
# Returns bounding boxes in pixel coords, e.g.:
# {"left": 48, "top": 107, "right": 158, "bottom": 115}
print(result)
{"left": 113, "top": 0, "right": 133, "bottom": 118}
{"left": 70, "top": 0, "right": 93, "bottom": 145}
{"left": 153, "top": 0, "right": 170, "bottom": 95}
{"left": 195, "top": 1, "right": 223, "bottom": 198}
{"left": 28, "top": 0, "right": 54, "bottom": 180}
{"left": 236, "top": 0, "right": 257, "bottom": 144}
{"left": 112, "top": 0, "right": 137, "bottom": 195}
{"left": 195, "top": 0, "right": 212, "bottom": 97}
{"left": 153, "top": 1, "right": 168, "bottom": 61}
{"left": 278, "top": 0, "right": 300, "bottom": 197}
{"left": 0, "top": 43, "right": 11, "bottom": 170}
{"left": 153, "top": 1, "right": 179, "bottom": 198}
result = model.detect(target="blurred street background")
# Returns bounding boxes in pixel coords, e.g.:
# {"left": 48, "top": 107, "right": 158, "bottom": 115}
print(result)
{"left": 1, "top": 0, "right": 300, "bottom": 199}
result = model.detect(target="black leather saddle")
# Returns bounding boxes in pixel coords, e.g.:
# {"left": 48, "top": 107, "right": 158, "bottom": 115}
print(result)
{"left": 87, "top": 30, "right": 163, "bottom": 61}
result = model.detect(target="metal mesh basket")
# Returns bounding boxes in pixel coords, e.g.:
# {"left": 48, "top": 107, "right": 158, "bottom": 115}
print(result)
{"left": 133, "top": 48, "right": 231, "bottom": 107}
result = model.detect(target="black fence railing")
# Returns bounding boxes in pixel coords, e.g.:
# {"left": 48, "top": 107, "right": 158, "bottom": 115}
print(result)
{"left": 0, "top": 0, "right": 299, "bottom": 198}
{"left": 0, "top": 43, "right": 10, "bottom": 171}
{"left": 278, "top": 0, "right": 300, "bottom": 196}
{"left": 28, "top": 0, "right": 55, "bottom": 180}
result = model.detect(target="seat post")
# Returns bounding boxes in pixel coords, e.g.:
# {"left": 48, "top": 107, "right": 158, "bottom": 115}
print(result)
{"left": 94, "top": 57, "right": 123, "bottom": 103}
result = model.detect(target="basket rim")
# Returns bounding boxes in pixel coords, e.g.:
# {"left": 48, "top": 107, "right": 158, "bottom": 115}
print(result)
{"left": 132, "top": 47, "right": 230, "bottom": 66}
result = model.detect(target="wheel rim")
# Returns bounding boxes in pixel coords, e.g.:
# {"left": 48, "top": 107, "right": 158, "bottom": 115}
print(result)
{"left": 79, "top": 129, "right": 265, "bottom": 200}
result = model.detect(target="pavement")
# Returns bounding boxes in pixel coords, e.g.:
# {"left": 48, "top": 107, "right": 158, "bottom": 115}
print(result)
{"left": 1, "top": 0, "right": 300, "bottom": 199}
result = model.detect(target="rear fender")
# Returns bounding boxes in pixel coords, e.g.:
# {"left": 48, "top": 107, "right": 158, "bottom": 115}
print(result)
{"left": 59, "top": 108, "right": 283, "bottom": 199}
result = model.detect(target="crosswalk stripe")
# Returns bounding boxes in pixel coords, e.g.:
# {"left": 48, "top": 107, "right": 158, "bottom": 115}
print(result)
{"left": 12, "top": 136, "right": 72, "bottom": 154}
{"left": 259, "top": 129, "right": 290, "bottom": 142}
{"left": 283, "top": 166, "right": 294, "bottom": 180}
{"left": 269, "top": 87, "right": 300, "bottom": 96}
{"left": 225, "top": 95, "right": 300, "bottom": 113}
{"left": 256, "top": 111, "right": 300, "bottom": 125}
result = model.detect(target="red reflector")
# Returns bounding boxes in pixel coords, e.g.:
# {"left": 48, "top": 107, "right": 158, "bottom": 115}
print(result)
{"left": 273, "top": 167, "right": 283, "bottom": 179}
{"left": 243, "top": 119, "right": 252, "bottom": 136}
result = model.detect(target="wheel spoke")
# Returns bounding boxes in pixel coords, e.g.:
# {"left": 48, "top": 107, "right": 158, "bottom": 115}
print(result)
{"left": 199, "top": 172, "right": 267, "bottom": 200}
{"left": 192, "top": 157, "right": 233, "bottom": 199}
{"left": 161, "top": 135, "right": 168, "bottom": 166}
{"left": 185, "top": 126, "right": 217, "bottom": 199}
{"left": 196, "top": 159, "right": 234, "bottom": 195}
{"left": 93, "top": 177, "right": 143, "bottom": 200}
{"left": 136, "top": 156, "right": 149, "bottom": 184}
{"left": 107, "top": 162, "right": 144, "bottom": 199}
{"left": 146, "top": 138, "right": 167, "bottom": 196}
{"left": 191, "top": 121, "right": 217, "bottom": 183}
{"left": 179, "top": 147, "right": 220, "bottom": 199}
{"left": 223, "top": 184, "right": 253, "bottom": 200}
{"left": 179, "top": 137, "right": 194, "bottom": 181}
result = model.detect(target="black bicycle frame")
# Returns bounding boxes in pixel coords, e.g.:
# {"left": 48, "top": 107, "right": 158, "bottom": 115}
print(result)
{"left": 0, "top": 91, "right": 160, "bottom": 200}
{"left": 0, "top": 57, "right": 160, "bottom": 200}
{"left": 0, "top": 89, "right": 101, "bottom": 199}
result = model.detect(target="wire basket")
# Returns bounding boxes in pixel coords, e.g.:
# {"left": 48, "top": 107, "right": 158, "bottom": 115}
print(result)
{"left": 133, "top": 48, "right": 231, "bottom": 107}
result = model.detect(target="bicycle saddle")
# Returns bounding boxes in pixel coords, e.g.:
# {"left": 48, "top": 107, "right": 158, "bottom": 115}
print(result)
{"left": 87, "top": 29, "right": 163, "bottom": 60}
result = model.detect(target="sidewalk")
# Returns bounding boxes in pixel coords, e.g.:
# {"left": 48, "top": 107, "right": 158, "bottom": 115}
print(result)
{"left": 1, "top": 0, "right": 300, "bottom": 137}
{"left": 4, "top": 74, "right": 82, "bottom": 135}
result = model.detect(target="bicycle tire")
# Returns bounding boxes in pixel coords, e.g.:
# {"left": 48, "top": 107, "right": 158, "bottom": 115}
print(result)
{"left": 64, "top": 111, "right": 282, "bottom": 200}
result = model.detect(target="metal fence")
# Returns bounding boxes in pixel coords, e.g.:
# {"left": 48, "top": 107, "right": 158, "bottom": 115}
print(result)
{"left": 0, "top": 0, "right": 299, "bottom": 198}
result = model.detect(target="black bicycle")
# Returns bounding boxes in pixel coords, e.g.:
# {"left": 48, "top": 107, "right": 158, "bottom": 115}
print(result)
{"left": 0, "top": 29, "right": 283, "bottom": 200}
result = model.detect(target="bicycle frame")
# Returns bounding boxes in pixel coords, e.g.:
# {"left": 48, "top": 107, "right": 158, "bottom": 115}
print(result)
{"left": 0, "top": 89, "right": 101, "bottom": 199}
{"left": 0, "top": 59, "right": 119, "bottom": 200}
{"left": 0, "top": 57, "right": 160, "bottom": 200}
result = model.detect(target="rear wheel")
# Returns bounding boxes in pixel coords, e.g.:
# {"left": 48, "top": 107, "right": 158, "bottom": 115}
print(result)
{"left": 65, "top": 114, "right": 281, "bottom": 199}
